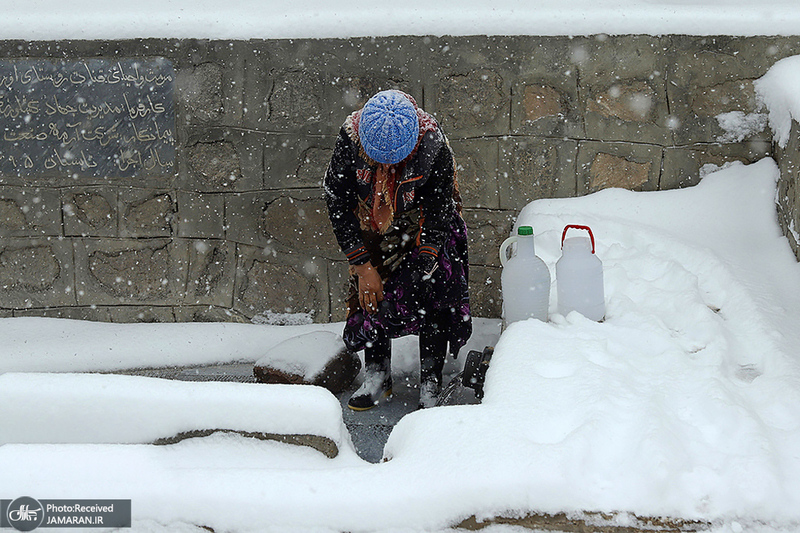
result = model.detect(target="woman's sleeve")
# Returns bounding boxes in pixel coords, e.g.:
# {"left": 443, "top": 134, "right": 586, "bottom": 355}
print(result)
{"left": 417, "top": 138, "right": 458, "bottom": 261}
{"left": 324, "top": 130, "right": 371, "bottom": 266}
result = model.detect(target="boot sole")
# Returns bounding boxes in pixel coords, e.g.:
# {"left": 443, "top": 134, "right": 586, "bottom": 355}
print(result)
{"left": 347, "top": 388, "right": 393, "bottom": 411}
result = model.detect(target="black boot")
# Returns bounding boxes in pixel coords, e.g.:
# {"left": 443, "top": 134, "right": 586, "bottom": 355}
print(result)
{"left": 419, "top": 310, "right": 447, "bottom": 409}
{"left": 348, "top": 330, "right": 392, "bottom": 411}
{"left": 418, "top": 375, "right": 442, "bottom": 409}
{"left": 347, "top": 365, "right": 393, "bottom": 411}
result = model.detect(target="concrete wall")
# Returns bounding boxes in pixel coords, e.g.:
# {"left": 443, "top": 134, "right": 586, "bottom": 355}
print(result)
{"left": 2, "top": 35, "right": 799, "bottom": 323}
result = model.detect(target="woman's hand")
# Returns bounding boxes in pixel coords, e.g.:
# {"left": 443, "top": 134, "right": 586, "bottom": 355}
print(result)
{"left": 354, "top": 263, "right": 383, "bottom": 314}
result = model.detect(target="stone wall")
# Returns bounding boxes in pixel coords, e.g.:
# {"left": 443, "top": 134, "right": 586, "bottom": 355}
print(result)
{"left": 775, "top": 120, "right": 800, "bottom": 259}
{"left": 1, "top": 35, "right": 799, "bottom": 323}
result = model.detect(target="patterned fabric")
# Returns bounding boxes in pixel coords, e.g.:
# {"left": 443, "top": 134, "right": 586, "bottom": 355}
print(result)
{"left": 343, "top": 213, "right": 472, "bottom": 359}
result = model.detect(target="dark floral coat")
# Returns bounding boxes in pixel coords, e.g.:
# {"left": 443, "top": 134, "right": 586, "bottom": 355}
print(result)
{"left": 323, "top": 110, "right": 472, "bottom": 358}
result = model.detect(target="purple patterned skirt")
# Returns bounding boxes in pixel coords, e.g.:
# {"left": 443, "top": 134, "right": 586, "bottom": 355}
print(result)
{"left": 343, "top": 212, "right": 472, "bottom": 358}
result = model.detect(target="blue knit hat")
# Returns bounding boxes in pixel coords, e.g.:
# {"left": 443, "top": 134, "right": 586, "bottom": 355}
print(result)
{"left": 358, "top": 90, "right": 420, "bottom": 165}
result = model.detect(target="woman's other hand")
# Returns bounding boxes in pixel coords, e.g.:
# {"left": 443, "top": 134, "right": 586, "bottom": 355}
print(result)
{"left": 354, "top": 263, "right": 384, "bottom": 313}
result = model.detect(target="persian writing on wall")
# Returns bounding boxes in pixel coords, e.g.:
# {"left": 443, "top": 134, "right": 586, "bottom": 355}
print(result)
{"left": 0, "top": 58, "right": 175, "bottom": 179}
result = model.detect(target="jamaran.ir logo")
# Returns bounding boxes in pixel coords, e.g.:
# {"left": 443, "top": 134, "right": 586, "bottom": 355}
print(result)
{"left": 6, "top": 497, "right": 44, "bottom": 532}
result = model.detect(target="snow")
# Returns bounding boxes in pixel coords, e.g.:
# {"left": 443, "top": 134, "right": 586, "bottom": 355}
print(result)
{"left": 3, "top": 0, "right": 800, "bottom": 39}
{"left": 0, "top": 318, "right": 342, "bottom": 373}
{"left": 386, "top": 159, "right": 800, "bottom": 525}
{"left": 0, "top": 316, "right": 499, "bottom": 375}
{"left": 0, "top": 373, "right": 348, "bottom": 448}
{"left": 254, "top": 330, "right": 347, "bottom": 381}
{"left": 3, "top": 158, "right": 800, "bottom": 532}
{"left": 755, "top": 55, "right": 800, "bottom": 148}
{"left": 715, "top": 110, "right": 768, "bottom": 143}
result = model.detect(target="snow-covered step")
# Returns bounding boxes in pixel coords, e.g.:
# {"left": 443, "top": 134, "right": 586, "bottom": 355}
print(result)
{"left": 0, "top": 373, "right": 352, "bottom": 458}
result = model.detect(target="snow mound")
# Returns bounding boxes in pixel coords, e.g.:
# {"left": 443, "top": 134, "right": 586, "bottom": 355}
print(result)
{"left": 254, "top": 331, "right": 348, "bottom": 381}
{"left": 386, "top": 159, "right": 800, "bottom": 523}
{"left": 756, "top": 54, "right": 800, "bottom": 148}
{"left": 0, "top": 373, "right": 353, "bottom": 457}
{"left": 0, "top": 318, "right": 344, "bottom": 373}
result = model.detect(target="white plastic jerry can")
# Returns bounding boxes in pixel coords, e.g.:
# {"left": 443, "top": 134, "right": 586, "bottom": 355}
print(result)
{"left": 499, "top": 225, "right": 551, "bottom": 327}
{"left": 556, "top": 224, "right": 605, "bottom": 321}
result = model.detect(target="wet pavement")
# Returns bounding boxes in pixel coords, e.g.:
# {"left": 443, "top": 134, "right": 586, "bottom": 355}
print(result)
{"left": 117, "top": 362, "right": 478, "bottom": 463}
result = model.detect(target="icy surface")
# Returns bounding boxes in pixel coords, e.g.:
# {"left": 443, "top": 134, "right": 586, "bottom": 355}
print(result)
{"left": 2, "top": 160, "right": 800, "bottom": 532}
{"left": 2, "top": 0, "right": 800, "bottom": 39}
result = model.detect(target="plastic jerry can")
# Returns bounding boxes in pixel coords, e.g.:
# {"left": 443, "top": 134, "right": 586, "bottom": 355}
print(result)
{"left": 556, "top": 224, "right": 605, "bottom": 321}
{"left": 499, "top": 225, "right": 551, "bottom": 327}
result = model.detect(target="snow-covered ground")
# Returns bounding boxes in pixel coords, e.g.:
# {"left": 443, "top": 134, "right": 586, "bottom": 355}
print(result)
{"left": 2, "top": 0, "right": 800, "bottom": 39}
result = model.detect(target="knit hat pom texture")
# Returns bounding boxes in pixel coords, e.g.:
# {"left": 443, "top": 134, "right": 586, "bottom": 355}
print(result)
{"left": 359, "top": 91, "right": 420, "bottom": 165}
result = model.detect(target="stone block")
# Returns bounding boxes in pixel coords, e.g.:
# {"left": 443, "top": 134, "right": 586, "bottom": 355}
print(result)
{"left": 250, "top": 37, "right": 424, "bottom": 135}
{"left": 74, "top": 238, "right": 188, "bottom": 306}
{"left": 327, "top": 260, "right": 350, "bottom": 323}
{"left": 578, "top": 141, "right": 662, "bottom": 193}
{"left": 498, "top": 137, "right": 579, "bottom": 210}
{"left": 185, "top": 239, "right": 236, "bottom": 308}
{"left": 0, "top": 187, "right": 62, "bottom": 238}
{"left": 449, "top": 138, "right": 500, "bottom": 209}
{"left": 0, "top": 238, "right": 76, "bottom": 308}
{"left": 661, "top": 142, "right": 771, "bottom": 190}
{"left": 174, "top": 40, "right": 249, "bottom": 128}
{"left": 263, "top": 134, "right": 335, "bottom": 190}
{"left": 63, "top": 187, "right": 118, "bottom": 237}
{"left": 173, "top": 305, "right": 250, "bottom": 323}
{"left": 253, "top": 331, "right": 361, "bottom": 394}
{"left": 425, "top": 36, "right": 519, "bottom": 138}
{"left": 512, "top": 37, "right": 583, "bottom": 138}
{"left": 469, "top": 265, "right": 502, "bottom": 319}
{"left": 104, "top": 306, "right": 178, "bottom": 323}
{"left": 176, "top": 191, "right": 225, "bottom": 239}
{"left": 262, "top": 193, "right": 340, "bottom": 259}
{"left": 667, "top": 36, "right": 800, "bottom": 145}
{"left": 225, "top": 191, "right": 272, "bottom": 247}
{"left": 233, "top": 243, "right": 330, "bottom": 321}
{"left": 177, "top": 62, "right": 224, "bottom": 125}
{"left": 181, "top": 128, "right": 264, "bottom": 193}
{"left": 462, "top": 209, "right": 516, "bottom": 267}
{"left": 227, "top": 190, "right": 340, "bottom": 259}
{"left": 13, "top": 305, "right": 177, "bottom": 323}
{"left": 12, "top": 307, "right": 93, "bottom": 320}
{"left": 119, "top": 189, "right": 176, "bottom": 238}
{"left": 579, "top": 36, "right": 671, "bottom": 145}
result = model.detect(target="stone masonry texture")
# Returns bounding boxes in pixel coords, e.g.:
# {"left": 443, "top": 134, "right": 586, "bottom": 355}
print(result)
{"left": 1, "top": 36, "right": 800, "bottom": 323}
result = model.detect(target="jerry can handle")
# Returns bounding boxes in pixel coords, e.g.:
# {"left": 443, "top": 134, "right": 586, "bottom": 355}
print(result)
{"left": 561, "top": 224, "right": 595, "bottom": 254}
{"left": 499, "top": 235, "right": 518, "bottom": 267}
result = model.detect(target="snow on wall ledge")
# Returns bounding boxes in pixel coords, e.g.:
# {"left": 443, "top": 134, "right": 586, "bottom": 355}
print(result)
{"left": 756, "top": 55, "right": 800, "bottom": 255}
{"left": 3, "top": 0, "right": 800, "bottom": 39}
